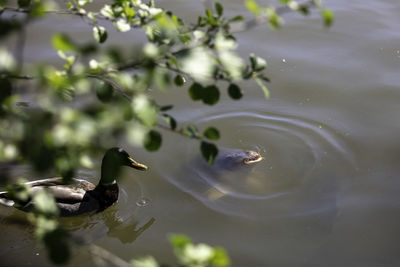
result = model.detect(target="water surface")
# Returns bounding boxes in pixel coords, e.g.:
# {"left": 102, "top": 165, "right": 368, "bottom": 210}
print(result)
{"left": 1, "top": 0, "right": 400, "bottom": 266}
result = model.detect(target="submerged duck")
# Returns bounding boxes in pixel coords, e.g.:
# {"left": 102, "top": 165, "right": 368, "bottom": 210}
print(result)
{"left": 0, "top": 148, "right": 148, "bottom": 216}
{"left": 212, "top": 149, "right": 263, "bottom": 170}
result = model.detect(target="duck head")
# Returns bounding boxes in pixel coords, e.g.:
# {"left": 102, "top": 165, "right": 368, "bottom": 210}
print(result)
{"left": 100, "top": 147, "right": 148, "bottom": 186}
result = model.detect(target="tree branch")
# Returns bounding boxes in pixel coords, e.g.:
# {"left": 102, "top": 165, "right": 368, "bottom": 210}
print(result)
{"left": 2, "top": 6, "right": 86, "bottom": 16}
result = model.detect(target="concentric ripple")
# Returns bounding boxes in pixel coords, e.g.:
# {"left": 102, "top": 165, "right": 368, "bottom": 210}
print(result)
{"left": 155, "top": 108, "right": 355, "bottom": 219}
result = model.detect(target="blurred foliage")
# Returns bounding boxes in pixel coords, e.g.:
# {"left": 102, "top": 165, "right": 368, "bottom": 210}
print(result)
{"left": 4, "top": 180, "right": 71, "bottom": 264}
{"left": 0, "top": 0, "right": 333, "bottom": 265}
{"left": 132, "top": 234, "right": 230, "bottom": 267}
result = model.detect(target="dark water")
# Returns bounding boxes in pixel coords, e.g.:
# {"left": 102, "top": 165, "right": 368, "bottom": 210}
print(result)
{"left": 1, "top": 0, "right": 400, "bottom": 266}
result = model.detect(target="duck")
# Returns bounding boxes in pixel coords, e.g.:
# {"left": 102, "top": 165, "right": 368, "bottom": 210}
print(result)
{"left": 0, "top": 147, "right": 148, "bottom": 216}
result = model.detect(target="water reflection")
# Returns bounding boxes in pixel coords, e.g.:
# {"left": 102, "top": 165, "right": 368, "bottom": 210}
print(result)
{"left": 0, "top": 206, "right": 154, "bottom": 250}
{"left": 0, "top": 176, "right": 154, "bottom": 259}
{"left": 61, "top": 207, "right": 155, "bottom": 245}
{"left": 155, "top": 108, "right": 354, "bottom": 220}
{"left": 59, "top": 185, "right": 154, "bottom": 244}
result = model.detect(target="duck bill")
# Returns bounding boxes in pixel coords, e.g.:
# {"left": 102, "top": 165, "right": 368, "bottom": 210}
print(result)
{"left": 128, "top": 157, "right": 148, "bottom": 171}
{"left": 244, "top": 156, "right": 263, "bottom": 165}
{"left": 243, "top": 151, "right": 264, "bottom": 165}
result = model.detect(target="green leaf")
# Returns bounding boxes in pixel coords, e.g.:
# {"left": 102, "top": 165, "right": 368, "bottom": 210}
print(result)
{"left": 178, "top": 32, "right": 192, "bottom": 44}
{"left": 266, "top": 8, "right": 282, "bottom": 29}
{"left": 170, "top": 234, "right": 192, "bottom": 250}
{"left": 144, "top": 130, "right": 162, "bottom": 152}
{"left": 215, "top": 33, "right": 237, "bottom": 51}
{"left": 0, "top": 48, "right": 16, "bottom": 71}
{"left": 245, "top": 0, "right": 260, "bottom": 15}
{"left": 205, "top": 8, "right": 217, "bottom": 25}
{"left": 66, "top": 2, "right": 74, "bottom": 10}
{"left": 160, "top": 105, "right": 173, "bottom": 112}
{"left": 210, "top": 247, "right": 231, "bottom": 267}
{"left": 162, "top": 114, "right": 177, "bottom": 130}
{"left": 205, "top": 8, "right": 213, "bottom": 19}
{"left": 202, "top": 85, "right": 220, "bottom": 105}
{"left": 131, "top": 256, "right": 159, "bottom": 267}
{"left": 174, "top": 74, "right": 185, "bottom": 86}
{"left": 93, "top": 26, "right": 108, "bottom": 43}
{"left": 153, "top": 68, "right": 171, "bottom": 90}
{"left": 57, "top": 50, "right": 76, "bottom": 66}
{"left": 100, "top": 4, "right": 114, "bottom": 19}
{"left": 255, "top": 77, "right": 270, "bottom": 99}
{"left": 52, "top": 34, "right": 76, "bottom": 52}
{"left": 215, "top": 2, "right": 223, "bottom": 17}
{"left": 298, "top": 5, "right": 310, "bottom": 15}
{"left": 197, "top": 16, "right": 206, "bottom": 27}
{"left": 181, "top": 243, "right": 214, "bottom": 264}
{"left": 203, "top": 127, "right": 220, "bottom": 141}
{"left": 132, "top": 95, "right": 158, "bottom": 127}
{"left": 33, "top": 190, "right": 59, "bottom": 217}
{"left": 124, "top": 5, "right": 136, "bottom": 19}
{"left": 229, "top": 15, "right": 244, "bottom": 22}
{"left": 188, "top": 82, "right": 204, "bottom": 101}
{"left": 77, "top": 0, "right": 92, "bottom": 7}
{"left": 227, "top": 83, "right": 243, "bottom": 100}
{"left": 200, "top": 141, "right": 218, "bottom": 164}
{"left": 114, "top": 19, "right": 131, "bottom": 32}
{"left": 249, "top": 53, "right": 267, "bottom": 71}
{"left": 4, "top": 179, "right": 30, "bottom": 204}
{"left": 321, "top": 9, "right": 334, "bottom": 27}
{"left": 96, "top": 83, "right": 114, "bottom": 103}
{"left": 180, "top": 47, "right": 216, "bottom": 82}
{"left": 184, "top": 124, "right": 200, "bottom": 138}
{"left": 143, "top": 43, "right": 159, "bottom": 58}
{"left": 18, "top": 0, "right": 31, "bottom": 8}
{"left": 29, "top": 2, "right": 46, "bottom": 17}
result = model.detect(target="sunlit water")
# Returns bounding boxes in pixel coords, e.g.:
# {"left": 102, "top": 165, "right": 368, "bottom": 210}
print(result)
{"left": 1, "top": 0, "right": 400, "bottom": 266}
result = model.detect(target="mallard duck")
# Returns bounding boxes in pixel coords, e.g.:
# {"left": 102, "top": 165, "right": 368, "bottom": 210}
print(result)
{"left": 0, "top": 148, "right": 148, "bottom": 216}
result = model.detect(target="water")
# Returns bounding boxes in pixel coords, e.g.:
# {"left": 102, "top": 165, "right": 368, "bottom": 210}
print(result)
{"left": 1, "top": 0, "right": 400, "bottom": 266}
{"left": 153, "top": 104, "right": 354, "bottom": 221}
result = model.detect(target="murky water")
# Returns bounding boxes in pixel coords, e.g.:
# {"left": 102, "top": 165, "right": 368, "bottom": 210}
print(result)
{"left": 1, "top": 0, "right": 400, "bottom": 266}
{"left": 154, "top": 105, "right": 355, "bottom": 221}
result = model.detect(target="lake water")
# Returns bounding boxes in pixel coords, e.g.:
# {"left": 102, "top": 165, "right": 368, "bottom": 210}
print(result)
{"left": 1, "top": 0, "right": 400, "bottom": 266}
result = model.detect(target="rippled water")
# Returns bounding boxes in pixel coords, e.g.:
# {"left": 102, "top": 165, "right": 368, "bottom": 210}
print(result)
{"left": 1, "top": 0, "right": 400, "bottom": 266}
{"left": 154, "top": 106, "right": 355, "bottom": 220}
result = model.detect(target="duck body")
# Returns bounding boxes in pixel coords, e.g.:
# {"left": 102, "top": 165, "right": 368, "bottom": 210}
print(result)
{"left": 0, "top": 177, "right": 115, "bottom": 216}
{"left": 0, "top": 148, "right": 147, "bottom": 216}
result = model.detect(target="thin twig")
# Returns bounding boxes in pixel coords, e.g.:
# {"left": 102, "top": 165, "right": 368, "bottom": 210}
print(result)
{"left": 3, "top": 6, "right": 86, "bottom": 16}
{"left": 0, "top": 74, "right": 34, "bottom": 80}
